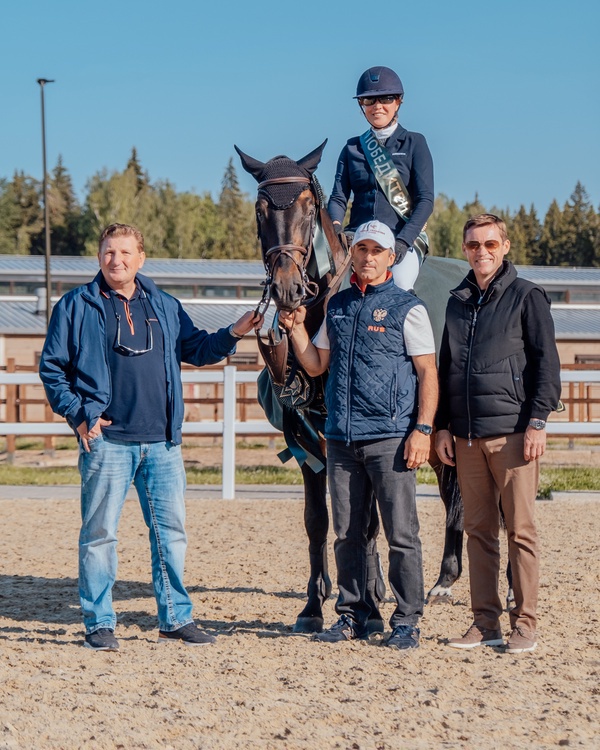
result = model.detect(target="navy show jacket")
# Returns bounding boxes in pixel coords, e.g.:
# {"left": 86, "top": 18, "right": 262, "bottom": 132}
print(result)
{"left": 328, "top": 124, "right": 434, "bottom": 249}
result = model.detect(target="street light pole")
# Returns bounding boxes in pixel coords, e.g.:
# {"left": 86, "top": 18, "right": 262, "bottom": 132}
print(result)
{"left": 37, "top": 78, "right": 55, "bottom": 328}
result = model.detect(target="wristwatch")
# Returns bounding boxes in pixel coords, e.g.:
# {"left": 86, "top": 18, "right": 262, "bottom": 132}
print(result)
{"left": 415, "top": 423, "right": 433, "bottom": 435}
{"left": 228, "top": 324, "right": 243, "bottom": 340}
{"left": 528, "top": 418, "right": 546, "bottom": 431}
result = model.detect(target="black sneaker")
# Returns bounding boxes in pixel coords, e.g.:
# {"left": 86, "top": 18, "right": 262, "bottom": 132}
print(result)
{"left": 386, "top": 624, "right": 420, "bottom": 650}
{"left": 158, "top": 622, "right": 216, "bottom": 646}
{"left": 84, "top": 628, "right": 119, "bottom": 651}
{"left": 312, "top": 615, "right": 367, "bottom": 643}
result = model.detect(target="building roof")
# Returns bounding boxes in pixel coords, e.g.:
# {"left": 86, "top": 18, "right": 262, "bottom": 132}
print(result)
{"left": 516, "top": 266, "right": 600, "bottom": 288}
{"left": 0, "top": 298, "right": 275, "bottom": 336}
{"left": 0, "top": 297, "right": 596, "bottom": 340}
{"left": 550, "top": 305, "right": 600, "bottom": 340}
{"left": 0, "top": 255, "right": 265, "bottom": 285}
{"left": 1, "top": 255, "right": 598, "bottom": 288}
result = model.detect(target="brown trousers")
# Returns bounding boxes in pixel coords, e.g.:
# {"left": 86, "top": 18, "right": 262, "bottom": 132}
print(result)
{"left": 455, "top": 433, "right": 540, "bottom": 635}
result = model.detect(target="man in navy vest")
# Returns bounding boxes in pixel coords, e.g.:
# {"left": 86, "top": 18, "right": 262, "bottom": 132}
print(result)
{"left": 435, "top": 214, "right": 561, "bottom": 654}
{"left": 40, "top": 223, "right": 262, "bottom": 651}
{"left": 280, "top": 220, "right": 438, "bottom": 650}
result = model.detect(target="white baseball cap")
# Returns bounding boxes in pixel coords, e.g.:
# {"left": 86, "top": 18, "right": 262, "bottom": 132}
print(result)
{"left": 352, "top": 220, "right": 395, "bottom": 251}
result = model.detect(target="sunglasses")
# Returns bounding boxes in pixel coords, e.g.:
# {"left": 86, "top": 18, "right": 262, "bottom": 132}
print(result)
{"left": 110, "top": 294, "right": 154, "bottom": 356}
{"left": 359, "top": 95, "right": 399, "bottom": 106}
{"left": 464, "top": 240, "right": 503, "bottom": 251}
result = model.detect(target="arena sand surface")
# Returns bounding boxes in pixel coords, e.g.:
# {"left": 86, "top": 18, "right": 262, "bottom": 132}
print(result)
{"left": 1, "top": 483, "right": 599, "bottom": 750}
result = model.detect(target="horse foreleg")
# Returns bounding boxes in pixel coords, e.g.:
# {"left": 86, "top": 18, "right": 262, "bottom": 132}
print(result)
{"left": 498, "top": 501, "right": 515, "bottom": 611}
{"left": 293, "top": 464, "right": 332, "bottom": 633}
{"left": 426, "top": 450, "right": 464, "bottom": 604}
{"left": 365, "top": 491, "right": 385, "bottom": 633}
{"left": 505, "top": 559, "right": 515, "bottom": 611}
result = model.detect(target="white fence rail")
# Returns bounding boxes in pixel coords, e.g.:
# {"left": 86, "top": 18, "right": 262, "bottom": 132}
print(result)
{"left": 1, "top": 367, "right": 599, "bottom": 499}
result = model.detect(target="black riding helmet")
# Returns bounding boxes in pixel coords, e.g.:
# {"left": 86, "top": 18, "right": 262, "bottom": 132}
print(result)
{"left": 354, "top": 66, "right": 404, "bottom": 98}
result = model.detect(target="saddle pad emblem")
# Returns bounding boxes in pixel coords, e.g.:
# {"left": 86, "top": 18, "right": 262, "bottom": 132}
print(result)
{"left": 372, "top": 309, "right": 388, "bottom": 323}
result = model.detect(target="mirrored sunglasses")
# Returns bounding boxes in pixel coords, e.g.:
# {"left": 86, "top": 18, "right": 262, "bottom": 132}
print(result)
{"left": 359, "top": 95, "right": 398, "bottom": 106}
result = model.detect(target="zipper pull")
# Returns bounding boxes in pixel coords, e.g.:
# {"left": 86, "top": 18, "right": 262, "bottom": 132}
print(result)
{"left": 468, "top": 433, "right": 472, "bottom": 447}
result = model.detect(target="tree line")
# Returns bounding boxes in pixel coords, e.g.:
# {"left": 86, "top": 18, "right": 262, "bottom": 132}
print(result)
{"left": 1, "top": 148, "right": 598, "bottom": 266}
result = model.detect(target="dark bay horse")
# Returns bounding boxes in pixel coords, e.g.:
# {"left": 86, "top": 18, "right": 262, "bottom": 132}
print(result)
{"left": 236, "top": 141, "right": 468, "bottom": 633}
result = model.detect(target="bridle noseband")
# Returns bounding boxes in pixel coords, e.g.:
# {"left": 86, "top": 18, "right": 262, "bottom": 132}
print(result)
{"left": 255, "top": 175, "right": 320, "bottom": 315}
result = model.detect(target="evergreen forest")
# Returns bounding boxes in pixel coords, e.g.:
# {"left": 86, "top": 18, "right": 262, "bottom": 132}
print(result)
{"left": 1, "top": 148, "right": 598, "bottom": 266}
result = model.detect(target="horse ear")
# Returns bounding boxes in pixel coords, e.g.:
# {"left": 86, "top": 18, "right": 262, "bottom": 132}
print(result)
{"left": 234, "top": 145, "right": 266, "bottom": 182}
{"left": 297, "top": 140, "right": 328, "bottom": 175}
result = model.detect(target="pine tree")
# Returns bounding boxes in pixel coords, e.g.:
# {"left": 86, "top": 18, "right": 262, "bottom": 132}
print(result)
{"left": 538, "top": 200, "right": 567, "bottom": 266}
{"left": 0, "top": 178, "right": 23, "bottom": 253}
{"left": 126, "top": 147, "right": 148, "bottom": 194}
{"left": 218, "top": 158, "right": 257, "bottom": 259}
{"left": 561, "top": 182, "right": 597, "bottom": 266}
{"left": 11, "top": 172, "right": 43, "bottom": 254}
{"left": 428, "top": 195, "right": 466, "bottom": 258}
{"left": 462, "top": 194, "right": 487, "bottom": 218}
{"left": 506, "top": 205, "right": 541, "bottom": 264}
{"left": 33, "top": 156, "right": 87, "bottom": 255}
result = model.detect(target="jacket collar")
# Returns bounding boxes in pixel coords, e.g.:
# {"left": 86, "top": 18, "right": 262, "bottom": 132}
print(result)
{"left": 383, "top": 124, "right": 408, "bottom": 149}
{"left": 351, "top": 274, "right": 396, "bottom": 295}
{"left": 451, "top": 260, "right": 517, "bottom": 305}
{"left": 83, "top": 271, "right": 160, "bottom": 302}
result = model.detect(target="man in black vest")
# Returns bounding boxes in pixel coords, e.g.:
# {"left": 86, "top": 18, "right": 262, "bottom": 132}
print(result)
{"left": 435, "top": 214, "right": 561, "bottom": 654}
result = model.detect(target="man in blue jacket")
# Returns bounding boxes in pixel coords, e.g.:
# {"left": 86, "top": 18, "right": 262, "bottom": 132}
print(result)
{"left": 280, "top": 220, "right": 438, "bottom": 650}
{"left": 40, "top": 223, "right": 261, "bottom": 651}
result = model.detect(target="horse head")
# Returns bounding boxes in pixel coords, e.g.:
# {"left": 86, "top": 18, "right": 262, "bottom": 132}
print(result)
{"left": 235, "top": 141, "right": 327, "bottom": 312}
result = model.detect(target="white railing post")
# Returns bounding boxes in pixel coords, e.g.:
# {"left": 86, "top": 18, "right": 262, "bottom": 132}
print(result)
{"left": 222, "top": 365, "right": 237, "bottom": 500}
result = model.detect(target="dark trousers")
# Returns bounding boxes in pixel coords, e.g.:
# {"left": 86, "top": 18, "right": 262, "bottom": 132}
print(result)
{"left": 327, "top": 437, "right": 424, "bottom": 629}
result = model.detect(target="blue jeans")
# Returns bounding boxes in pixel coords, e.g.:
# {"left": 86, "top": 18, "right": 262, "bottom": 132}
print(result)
{"left": 78, "top": 435, "right": 193, "bottom": 634}
{"left": 327, "top": 437, "right": 424, "bottom": 629}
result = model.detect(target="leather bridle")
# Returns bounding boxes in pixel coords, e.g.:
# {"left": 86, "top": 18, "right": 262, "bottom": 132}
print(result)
{"left": 255, "top": 175, "right": 320, "bottom": 316}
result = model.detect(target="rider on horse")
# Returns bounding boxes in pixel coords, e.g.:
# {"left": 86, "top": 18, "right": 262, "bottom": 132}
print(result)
{"left": 328, "top": 66, "right": 434, "bottom": 291}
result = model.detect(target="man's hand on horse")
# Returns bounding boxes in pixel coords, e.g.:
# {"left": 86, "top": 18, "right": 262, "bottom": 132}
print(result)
{"left": 279, "top": 307, "right": 307, "bottom": 330}
{"left": 232, "top": 311, "right": 264, "bottom": 337}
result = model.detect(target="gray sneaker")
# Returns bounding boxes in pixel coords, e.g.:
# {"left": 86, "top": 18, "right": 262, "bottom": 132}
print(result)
{"left": 158, "top": 622, "right": 216, "bottom": 646}
{"left": 386, "top": 625, "right": 420, "bottom": 650}
{"left": 84, "top": 628, "right": 119, "bottom": 651}
{"left": 506, "top": 626, "right": 537, "bottom": 653}
{"left": 447, "top": 623, "right": 504, "bottom": 649}
{"left": 312, "top": 615, "right": 367, "bottom": 643}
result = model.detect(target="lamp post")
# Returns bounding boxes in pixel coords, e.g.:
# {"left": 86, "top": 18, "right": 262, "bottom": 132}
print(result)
{"left": 37, "top": 78, "right": 55, "bottom": 328}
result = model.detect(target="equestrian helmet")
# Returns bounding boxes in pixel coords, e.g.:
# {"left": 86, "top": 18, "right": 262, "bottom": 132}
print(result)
{"left": 354, "top": 66, "right": 404, "bottom": 98}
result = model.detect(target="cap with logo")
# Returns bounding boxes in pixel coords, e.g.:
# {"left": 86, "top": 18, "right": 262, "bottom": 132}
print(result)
{"left": 353, "top": 220, "right": 395, "bottom": 250}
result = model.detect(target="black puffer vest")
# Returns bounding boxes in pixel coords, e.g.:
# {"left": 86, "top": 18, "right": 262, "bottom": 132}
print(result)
{"left": 444, "top": 262, "right": 551, "bottom": 439}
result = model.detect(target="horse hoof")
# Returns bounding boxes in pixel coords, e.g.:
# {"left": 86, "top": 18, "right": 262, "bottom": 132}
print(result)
{"left": 293, "top": 616, "right": 324, "bottom": 634}
{"left": 366, "top": 618, "right": 384, "bottom": 636}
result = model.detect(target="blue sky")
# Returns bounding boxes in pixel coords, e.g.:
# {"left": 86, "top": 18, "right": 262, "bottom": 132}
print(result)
{"left": 1, "top": 0, "right": 598, "bottom": 218}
